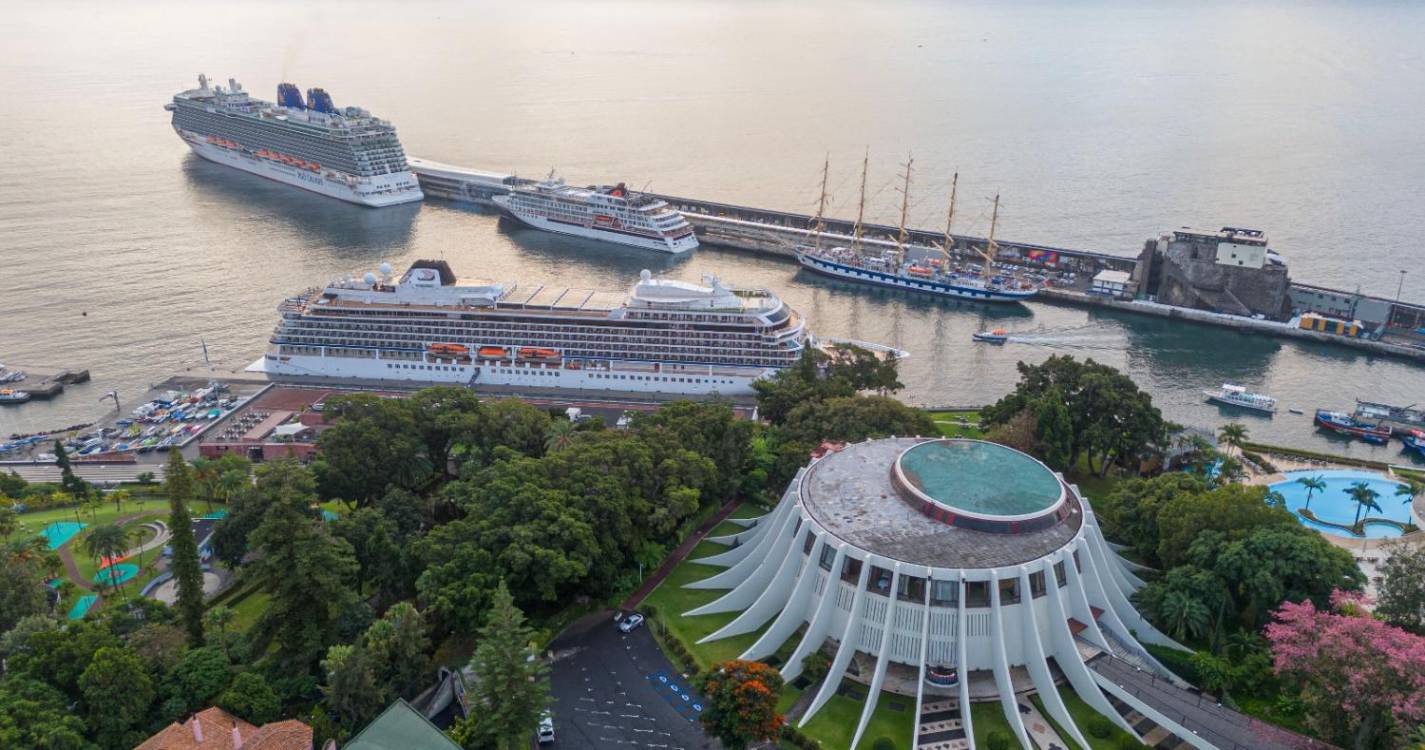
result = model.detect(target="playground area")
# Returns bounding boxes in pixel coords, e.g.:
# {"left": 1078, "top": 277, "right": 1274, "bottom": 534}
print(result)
{"left": 40, "top": 520, "right": 87, "bottom": 549}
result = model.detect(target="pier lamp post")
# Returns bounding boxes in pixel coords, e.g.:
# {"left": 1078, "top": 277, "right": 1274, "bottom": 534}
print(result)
{"left": 1397, "top": 270, "right": 1408, "bottom": 303}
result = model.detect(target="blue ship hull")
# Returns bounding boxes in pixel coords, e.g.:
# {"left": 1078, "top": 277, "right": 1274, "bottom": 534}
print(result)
{"left": 796, "top": 252, "right": 1037, "bottom": 303}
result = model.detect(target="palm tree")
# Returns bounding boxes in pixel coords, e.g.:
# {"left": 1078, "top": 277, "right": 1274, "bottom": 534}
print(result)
{"left": 108, "top": 488, "right": 132, "bottom": 515}
{"left": 128, "top": 523, "right": 148, "bottom": 575}
{"left": 83, "top": 524, "right": 129, "bottom": 598}
{"left": 1297, "top": 474, "right": 1327, "bottom": 511}
{"left": 1265, "top": 490, "right": 1286, "bottom": 509}
{"left": 1347, "top": 481, "right": 1383, "bottom": 528}
{"left": 1218, "top": 422, "right": 1249, "bottom": 456}
{"left": 1397, "top": 480, "right": 1420, "bottom": 526}
{"left": 205, "top": 605, "right": 234, "bottom": 660}
{"left": 544, "top": 419, "right": 578, "bottom": 453}
{"left": 192, "top": 458, "right": 220, "bottom": 514}
{"left": 1159, "top": 590, "right": 1210, "bottom": 642}
{"left": 217, "top": 468, "right": 248, "bottom": 511}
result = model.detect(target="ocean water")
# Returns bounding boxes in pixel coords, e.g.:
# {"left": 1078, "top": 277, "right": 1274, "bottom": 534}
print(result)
{"left": 3, "top": 0, "right": 1425, "bottom": 462}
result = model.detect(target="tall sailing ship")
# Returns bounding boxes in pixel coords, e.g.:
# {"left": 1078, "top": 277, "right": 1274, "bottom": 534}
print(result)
{"left": 796, "top": 154, "right": 1038, "bottom": 302}
{"left": 493, "top": 172, "right": 698, "bottom": 254}
{"left": 165, "top": 74, "right": 422, "bottom": 207}
{"left": 250, "top": 260, "right": 900, "bottom": 396}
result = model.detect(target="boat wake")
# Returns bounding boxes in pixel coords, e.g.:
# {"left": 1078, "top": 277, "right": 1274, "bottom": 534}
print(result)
{"left": 992, "top": 325, "right": 1124, "bottom": 351}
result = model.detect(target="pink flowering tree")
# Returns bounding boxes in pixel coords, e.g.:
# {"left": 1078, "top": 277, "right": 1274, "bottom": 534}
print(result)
{"left": 1265, "top": 590, "right": 1425, "bottom": 749}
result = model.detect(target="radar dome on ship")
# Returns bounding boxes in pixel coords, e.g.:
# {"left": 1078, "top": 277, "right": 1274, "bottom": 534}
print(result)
{"left": 379, "top": 262, "right": 393, "bottom": 276}
{"left": 640, "top": 269, "right": 653, "bottom": 281}
{"left": 363, "top": 272, "right": 377, "bottom": 285}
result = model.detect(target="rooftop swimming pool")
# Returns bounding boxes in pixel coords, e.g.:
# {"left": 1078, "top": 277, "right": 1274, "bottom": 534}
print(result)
{"left": 1270, "top": 469, "right": 1414, "bottom": 539}
{"left": 897, "top": 440, "right": 1063, "bottom": 518}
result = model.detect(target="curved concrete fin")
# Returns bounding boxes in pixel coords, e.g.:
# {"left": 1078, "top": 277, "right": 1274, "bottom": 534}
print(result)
{"left": 1041, "top": 554, "right": 1139, "bottom": 739}
{"left": 741, "top": 536, "right": 826, "bottom": 661}
{"left": 987, "top": 571, "right": 1032, "bottom": 750}
{"left": 1093, "top": 675, "right": 1213, "bottom": 750}
{"left": 955, "top": 579, "right": 975, "bottom": 748}
{"left": 799, "top": 562, "right": 871, "bottom": 726}
{"left": 684, "top": 497, "right": 795, "bottom": 588}
{"left": 705, "top": 524, "right": 762, "bottom": 547}
{"left": 781, "top": 544, "right": 848, "bottom": 681}
{"left": 849, "top": 566, "right": 902, "bottom": 750}
{"left": 698, "top": 516, "right": 808, "bottom": 639}
{"left": 1017, "top": 566, "right": 1093, "bottom": 750}
{"left": 685, "top": 509, "right": 800, "bottom": 616}
{"left": 1079, "top": 533, "right": 1188, "bottom": 657}
{"left": 1062, "top": 548, "right": 1112, "bottom": 651}
{"left": 911, "top": 581, "right": 933, "bottom": 749}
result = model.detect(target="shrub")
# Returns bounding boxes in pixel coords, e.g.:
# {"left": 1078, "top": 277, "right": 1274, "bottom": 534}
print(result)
{"left": 641, "top": 604, "right": 658, "bottom": 619}
{"left": 137, "top": 471, "right": 156, "bottom": 485}
{"left": 872, "top": 738, "right": 895, "bottom": 750}
{"left": 1086, "top": 714, "right": 1114, "bottom": 738}
{"left": 985, "top": 730, "right": 1012, "bottom": 750}
{"left": 1116, "top": 734, "right": 1144, "bottom": 749}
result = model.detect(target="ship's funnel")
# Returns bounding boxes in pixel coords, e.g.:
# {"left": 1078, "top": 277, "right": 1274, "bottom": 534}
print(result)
{"left": 307, "top": 87, "right": 336, "bottom": 114}
{"left": 276, "top": 82, "right": 305, "bottom": 110}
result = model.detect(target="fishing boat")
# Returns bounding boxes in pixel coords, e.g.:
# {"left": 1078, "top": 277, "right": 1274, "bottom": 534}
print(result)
{"left": 1355, "top": 399, "right": 1425, "bottom": 429}
{"left": 0, "top": 388, "right": 30, "bottom": 405}
{"left": 1203, "top": 383, "right": 1277, "bottom": 415}
{"left": 973, "top": 329, "right": 1009, "bottom": 344}
{"left": 1402, "top": 429, "right": 1425, "bottom": 458}
{"left": 1315, "top": 410, "right": 1392, "bottom": 444}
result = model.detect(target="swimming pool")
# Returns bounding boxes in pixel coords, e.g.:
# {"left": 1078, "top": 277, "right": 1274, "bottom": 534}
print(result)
{"left": 41, "top": 521, "right": 87, "bottom": 550}
{"left": 1270, "top": 469, "right": 1414, "bottom": 538}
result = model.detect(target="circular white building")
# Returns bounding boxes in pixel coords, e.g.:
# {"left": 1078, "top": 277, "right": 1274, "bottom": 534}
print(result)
{"left": 682, "top": 438, "right": 1204, "bottom": 750}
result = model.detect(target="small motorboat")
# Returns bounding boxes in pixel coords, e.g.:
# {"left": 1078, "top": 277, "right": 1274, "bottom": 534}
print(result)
{"left": 0, "top": 388, "right": 30, "bottom": 405}
{"left": 973, "top": 329, "right": 1009, "bottom": 344}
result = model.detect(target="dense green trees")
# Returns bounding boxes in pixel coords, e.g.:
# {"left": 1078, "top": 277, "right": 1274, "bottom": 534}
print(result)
{"left": 981, "top": 355, "right": 1169, "bottom": 475}
{"left": 452, "top": 582, "right": 549, "bottom": 750}
{"left": 0, "top": 676, "right": 95, "bottom": 750}
{"left": 246, "top": 458, "right": 360, "bottom": 673}
{"left": 1376, "top": 543, "right": 1425, "bottom": 634}
{"left": 164, "top": 451, "right": 206, "bottom": 646}
{"left": 218, "top": 672, "right": 281, "bottom": 725}
{"left": 78, "top": 646, "right": 155, "bottom": 750}
{"left": 0, "top": 509, "right": 48, "bottom": 633}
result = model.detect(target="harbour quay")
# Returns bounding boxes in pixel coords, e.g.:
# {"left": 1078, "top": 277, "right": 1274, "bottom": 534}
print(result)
{"left": 410, "top": 160, "right": 1425, "bottom": 362}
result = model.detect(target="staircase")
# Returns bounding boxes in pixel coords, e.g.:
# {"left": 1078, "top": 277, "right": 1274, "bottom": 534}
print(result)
{"left": 916, "top": 697, "right": 969, "bottom": 750}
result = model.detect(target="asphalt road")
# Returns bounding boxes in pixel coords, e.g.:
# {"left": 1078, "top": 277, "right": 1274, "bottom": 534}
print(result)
{"left": 547, "top": 611, "right": 719, "bottom": 750}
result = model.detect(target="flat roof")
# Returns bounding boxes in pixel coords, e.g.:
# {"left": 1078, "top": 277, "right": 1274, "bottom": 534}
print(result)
{"left": 898, "top": 441, "right": 1063, "bottom": 519}
{"left": 1092, "top": 270, "right": 1132, "bottom": 284}
{"left": 799, "top": 438, "right": 1083, "bottom": 569}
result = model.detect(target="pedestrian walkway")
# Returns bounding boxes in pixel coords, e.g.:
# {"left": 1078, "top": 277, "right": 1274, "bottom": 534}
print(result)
{"left": 916, "top": 698, "right": 967, "bottom": 750}
{"left": 1019, "top": 698, "right": 1068, "bottom": 750}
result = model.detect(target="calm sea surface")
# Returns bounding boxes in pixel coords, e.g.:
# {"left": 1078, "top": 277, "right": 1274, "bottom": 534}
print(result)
{"left": 3, "top": 0, "right": 1425, "bottom": 460}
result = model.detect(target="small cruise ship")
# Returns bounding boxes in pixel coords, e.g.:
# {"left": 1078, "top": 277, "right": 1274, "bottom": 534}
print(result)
{"left": 250, "top": 260, "right": 899, "bottom": 396}
{"left": 165, "top": 74, "right": 422, "bottom": 207}
{"left": 493, "top": 173, "right": 698, "bottom": 254}
{"left": 1203, "top": 383, "right": 1277, "bottom": 414}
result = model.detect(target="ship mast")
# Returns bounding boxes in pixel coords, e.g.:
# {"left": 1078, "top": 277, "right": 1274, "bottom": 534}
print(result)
{"left": 982, "top": 193, "right": 1000, "bottom": 277}
{"left": 939, "top": 171, "right": 958, "bottom": 260}
{"left": 851, "top": 147, "right": 869, "bottom": 255}
{"left": 894, "top": 153, "right": 913, "bottom": 255}
{"left": 811, "top": 154, "right": 830, "bottom": 249}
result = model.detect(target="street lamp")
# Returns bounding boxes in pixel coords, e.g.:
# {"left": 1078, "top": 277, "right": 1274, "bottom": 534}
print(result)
{"left": 1397, "top": 269, "right": 1408, "bottom": 302}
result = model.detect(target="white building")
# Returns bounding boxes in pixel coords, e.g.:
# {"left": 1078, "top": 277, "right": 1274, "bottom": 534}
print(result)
{"left": 1089, "top": 270, "right": 1132, "bottom": 298}
{"left": 680, "top": 438, "right": 1224, "bottom": 750}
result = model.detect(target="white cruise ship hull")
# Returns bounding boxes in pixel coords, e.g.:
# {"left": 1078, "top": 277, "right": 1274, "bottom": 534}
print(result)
{"left": 495, "top": 196, "right": 697, "bottom": 254}
{"left": 179, "top": 132, "right": 424, "bottom": 208}
{"left": 249, "top": 351, "right": 768, "bottom": 396}
{"left": 797, "top": 251, "right": 1038, "bottom": 303}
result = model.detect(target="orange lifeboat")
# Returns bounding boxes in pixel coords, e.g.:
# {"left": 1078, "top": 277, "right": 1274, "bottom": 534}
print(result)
{"left": 428, "top": 343, "right": 469, "bottom": 357}
{"left": 518, "top": 347, "right": 560, "bottom": 360}
{"left": 907, "top": 265, "right": 934, "bottom": 277}
{"left": 477, "top": 346, "right": 506, "bottom": 359}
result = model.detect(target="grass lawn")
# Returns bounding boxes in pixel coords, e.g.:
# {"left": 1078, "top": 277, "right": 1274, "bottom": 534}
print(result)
{"left": 70, "top": 514, "right": 166, "bottom": 584}
{"left": 970, "top": 700, "right": 1017, "bottom": 749}
{"left": 925, "top": 410, "right": 984, "bottom": 440}
{"left": 798, "top": 681, "right": 916, "bottom": 750}
{"left": 228, "top": 590, "right": 272, "bottom": 633}
{"left": 5, "top": 498, "right": 177, "bottom": 544}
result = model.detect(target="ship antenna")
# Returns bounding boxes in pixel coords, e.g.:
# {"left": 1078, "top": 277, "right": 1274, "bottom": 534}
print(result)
{"left": 852, "top": 147, "right": 869, "bottom": 255}
{"left": 938, "top": 172, "right": 958, "bottom": 262}
{"left": 894, "top": 152, "right": 913, "bottom": 255}
{"left": 810, "top": 153, "right": 830, "bottom": 250}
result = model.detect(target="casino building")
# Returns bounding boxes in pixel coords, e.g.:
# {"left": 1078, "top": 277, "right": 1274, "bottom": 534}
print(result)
{"left": 681, "top": 438, "right": 1201, "bottom": 750}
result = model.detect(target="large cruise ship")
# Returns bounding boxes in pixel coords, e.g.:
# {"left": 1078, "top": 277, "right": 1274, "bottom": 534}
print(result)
{"left": 250, "top": 260, "right": 898, "bottom": 396}
{"left": 165, "top": 74, "right": 422, "bottom": 207}
{"left": 493, "top": 173, "right": 698, "bottom": 253}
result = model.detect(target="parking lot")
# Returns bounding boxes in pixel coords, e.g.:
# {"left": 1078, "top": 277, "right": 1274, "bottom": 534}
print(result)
{"left": 547, "top": 611, "right": 717, "bottom": 750}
